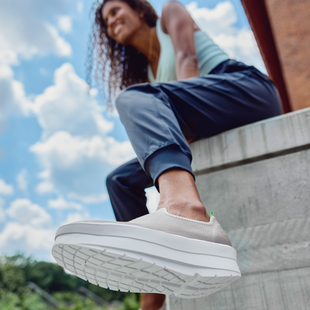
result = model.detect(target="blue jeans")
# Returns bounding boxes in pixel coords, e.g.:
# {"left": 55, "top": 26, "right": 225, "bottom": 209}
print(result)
{"left": 106, "top": 60, "right": 282, "bottom": 221}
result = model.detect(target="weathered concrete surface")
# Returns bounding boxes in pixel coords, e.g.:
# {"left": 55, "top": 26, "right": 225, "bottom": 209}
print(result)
{"left": 169, "top": 267, "right": 310, "bottom": 310}
{"left": 169, "top": 108, "right": 310, "bottom": 309}
{"left": 197, "top": 149, "right": 310, "bottom": 275}
{"left": 191, "top": 107, "right": 310, "bottom": 173}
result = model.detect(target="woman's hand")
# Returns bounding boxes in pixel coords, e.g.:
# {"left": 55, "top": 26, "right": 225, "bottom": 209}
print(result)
{"left": 161, "top": 1, "right": 200, "bottom": 80}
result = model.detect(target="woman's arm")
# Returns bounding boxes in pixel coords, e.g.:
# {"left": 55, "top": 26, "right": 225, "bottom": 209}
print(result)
{"left": 161, "top": 1, "right": 199, "bottom": 80}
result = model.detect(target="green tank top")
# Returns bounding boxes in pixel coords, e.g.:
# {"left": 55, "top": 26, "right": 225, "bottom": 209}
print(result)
{"left": 148, "top": 19, "right": 229, "bottom": 83}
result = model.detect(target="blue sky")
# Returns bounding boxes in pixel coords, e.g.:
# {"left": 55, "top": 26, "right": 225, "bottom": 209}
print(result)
{"left": 0, "top": 0, "right": 264, "bottom": 261}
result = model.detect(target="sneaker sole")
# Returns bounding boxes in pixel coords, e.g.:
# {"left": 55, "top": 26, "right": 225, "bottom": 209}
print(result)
{"left": 52, "top": 223, "right": 241, "bottom": 298}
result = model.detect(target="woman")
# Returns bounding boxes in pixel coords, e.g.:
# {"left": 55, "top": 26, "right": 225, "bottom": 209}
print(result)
{"left": 95, "top": 0, "right": 282, "bottom": 225}
{"left": 53, "top": 0, "right": 282, "bottom": 309}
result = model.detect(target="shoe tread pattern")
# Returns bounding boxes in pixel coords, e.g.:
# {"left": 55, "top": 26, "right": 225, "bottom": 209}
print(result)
{"left": 52, "top": 244, "right": 236, "bottom": 298}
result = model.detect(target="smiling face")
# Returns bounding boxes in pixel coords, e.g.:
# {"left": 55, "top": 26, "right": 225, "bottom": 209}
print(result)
{"left": 102, "top": 0, "right": 144, "bottom": 45}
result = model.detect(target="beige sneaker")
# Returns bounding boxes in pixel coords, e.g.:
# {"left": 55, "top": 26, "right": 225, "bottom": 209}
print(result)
{"left": 52, "top": 209, "right": 241, "bottom": 299}
{"left": 129, "top": 208, "right": 232, "bottom": 246}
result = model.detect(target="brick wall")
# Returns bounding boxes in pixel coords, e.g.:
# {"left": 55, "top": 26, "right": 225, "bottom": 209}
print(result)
{"left": 265, "top": 0, "right": 310, "bottom": 110}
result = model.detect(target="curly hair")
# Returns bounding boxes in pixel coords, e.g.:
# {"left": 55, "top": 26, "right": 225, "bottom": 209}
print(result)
{"left": 86, "top": 0, "right": 158, "bottom": 108}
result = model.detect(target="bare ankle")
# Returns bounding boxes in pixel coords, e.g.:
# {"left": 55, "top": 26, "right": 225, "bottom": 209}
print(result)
{"left": 157, "top": 169, "right": 210, "bottom": 222}
{"left": 158, "top": 201, "right": 210, "bottom": 222}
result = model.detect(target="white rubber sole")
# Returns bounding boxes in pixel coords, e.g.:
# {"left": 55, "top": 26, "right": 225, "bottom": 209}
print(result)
{"left": 52, "top": 223, "right": 241, "bottom": 298}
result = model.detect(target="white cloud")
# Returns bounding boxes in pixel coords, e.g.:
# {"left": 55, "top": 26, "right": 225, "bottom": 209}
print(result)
{"left": 36, "top": 180, "right": 55, "bottom": 194}
{"left": 17, "top": 169, "right": 28, "bottom": 191}
{"left": 29, "top": 63, "right": 135, "bottom": 204}
{"left": 0, "top": 63, "right": 32, "bottom": 127}
{"left": 0, "top": 179, "right": 14, "bottom": 195}
{"left": 48, "top": 196, "right": 83, "bottom": 210}
{"left": 0, "top": 50, "right": 19, "bottom": 67}
{"left": 58, "top": 16, "right": 72, "bottom": 34}
{"left": 0, "top": 198, "right": 5, "bottom": 222}
{"left": 67, "top": 192, "right": 109, "bottom": 204}
{"left": 0, "top": 0, "right": 72, "bottom": 59}
{"left": 30, "top": 131, "right": 135, "bottom": 203}
{"left": 0, "top": 1, "right": 78, "bottom": 129}
{"left": 0, "top": 198, "right": 87, "bottom": 260}
{"left": 0, "top": 198, "right": 55, "bottom": 260}
{"left": 61, "top": 211, "right": 90, "bottom": 226}
{"left": 145, "top": 187, "right": 160, "bottom": 214}
{"left": 7, "top": 198, "right": 51, "bottom": 227}
{"left": 187, "top": 1, "right": 237, "bottom": 36}
{"left": 0, "top": 221, "right": 55, "bottom": 255}
{"left": 77, "top": 1, "right": 83, "bottom": 14}
{"left": 32, "top": 63, "right": 114, "bottom": 139}
{"left": 186, "top": 1, "right": 265, "bottom": 72}
{"left": 39, "top": 68, "right": 49, "bottom": 76}
{"left": 0, "top": 51, "right": 30, "bottom": 129}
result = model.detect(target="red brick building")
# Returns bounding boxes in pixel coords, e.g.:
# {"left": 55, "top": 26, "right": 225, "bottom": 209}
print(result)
{"left": 241, "top": 0, "right": 310, "bottom": 112}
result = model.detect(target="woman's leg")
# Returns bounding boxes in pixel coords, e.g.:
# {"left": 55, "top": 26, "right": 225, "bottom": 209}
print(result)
{"left": 106, "top": 158, "right": 153, "bottom": 221}
{"left": 107, "top": 160, "right": 167, "bottom": 310}
{"left": 107, "top": 158, "right": 165, "bottom": 309}
{"left": 140, "top": 293, "right": 166, "bottom": 310}
{"left": 115, "top": 61, "right": 282, "bottom": 221}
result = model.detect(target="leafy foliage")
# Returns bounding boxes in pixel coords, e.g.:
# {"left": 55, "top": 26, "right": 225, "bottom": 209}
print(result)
{"left": 122, "top": 294, "right": 141, "bottom": 310}
{"left": 0, "top": 254, "right": 140, "bottom": 310}
{"left": 0, "top": 261, "right": 26, "bottom": 294}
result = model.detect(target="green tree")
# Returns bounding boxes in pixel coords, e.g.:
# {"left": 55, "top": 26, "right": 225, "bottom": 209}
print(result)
{"left": 0, "top": 254, "right": 140, "bottom": 308}
{"left": 121, "top": 293, "right": 140, "bottom": 310}
{"left": 54, "top": 291, "right": 106, "bottom": 310}
{"left": 21, "top": 291, "right": 49, "bottom": 310}
{"left": 0, "top": 260, "right": 26, "bottom": 294}
{"left": 0, "top": 291, "right": 21, "bottom": 310}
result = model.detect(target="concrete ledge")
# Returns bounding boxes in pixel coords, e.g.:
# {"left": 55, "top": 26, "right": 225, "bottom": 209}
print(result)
{"left": 196, "top": 148, "right": 310, "bottom": 228}
{"left": 169, "top": 108, "right": 310, "bottom": 309}
{"left": 191, "top": 107, "right": 310, "bottom": 174}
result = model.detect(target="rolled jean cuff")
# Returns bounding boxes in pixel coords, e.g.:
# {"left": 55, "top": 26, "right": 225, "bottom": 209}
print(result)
{"left": 144, "top": 145, "right": 195, "bottom": 191}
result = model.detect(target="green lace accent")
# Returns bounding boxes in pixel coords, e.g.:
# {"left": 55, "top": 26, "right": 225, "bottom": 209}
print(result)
{"left": 210, "top": 211, "right": 214, "bottom": 217}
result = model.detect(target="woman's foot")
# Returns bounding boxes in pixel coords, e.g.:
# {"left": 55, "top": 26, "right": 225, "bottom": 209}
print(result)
{"left": 140, "top": 293, "right": 165, "bottom": 310}
{"left": 157, "top": 169, "right": 210, "bottom": 222}
{"left": 52, "top": 169, "right": 240, "bottom": 301}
